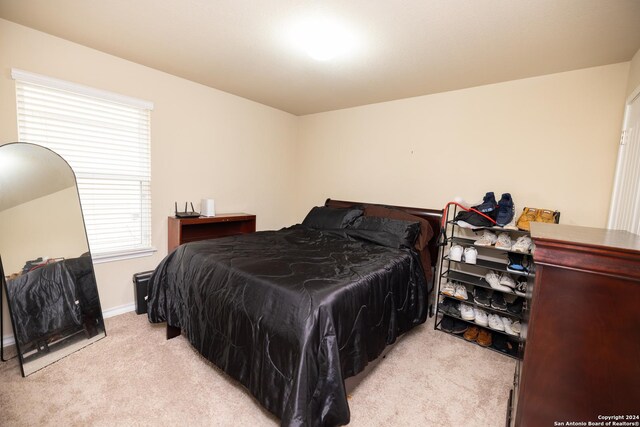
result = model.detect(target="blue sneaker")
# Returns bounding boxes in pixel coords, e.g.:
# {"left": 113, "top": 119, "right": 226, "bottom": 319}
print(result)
{"left": 507, "top": 252, "right": 528, "bottom": 274}
{"left": 475, "top": 192, "right": 498, "bottom": 213}
{"left": 496, "top": 193, "right": 515, "bottom": 226}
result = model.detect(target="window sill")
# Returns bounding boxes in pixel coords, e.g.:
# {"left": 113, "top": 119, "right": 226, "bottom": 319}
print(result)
{"left": 92, "top": 247, "right": 157, "bottom": 264}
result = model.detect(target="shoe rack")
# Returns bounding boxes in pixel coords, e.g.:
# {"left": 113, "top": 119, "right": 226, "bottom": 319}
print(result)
{"left": 433, "top": 207, "right": 536, "bottom": 360}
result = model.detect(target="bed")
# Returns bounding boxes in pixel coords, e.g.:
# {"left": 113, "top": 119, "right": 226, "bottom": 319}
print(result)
{"left": 147, "top": 199, "right": 442, "bottom": 426}
{"left": 7, "top": 254, "right": 101, "bottom": 353}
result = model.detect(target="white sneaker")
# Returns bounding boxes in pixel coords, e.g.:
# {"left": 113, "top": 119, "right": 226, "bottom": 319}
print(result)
{"left": 499, "top": 273, "right": 516, "bottom": 289}
{"left": 512, "top": 235, "right": 533, "bottom": 253}
{"left": 485, "top": 270, "right": 500, "bottom": 286}
{"left": 488, "top": 314, "right": 505, "bottom": 331}
{"left": 463, "top": 247, "right": 477, "bottom": 264}
{"left": 485, "top": 270, "right": 511, "bottom": 292}
{"left": 449, "top": 244, "right": 463, "bottom": 261}
{"left": 475, "top": 230, "right": 497, "bottom": 246}
{"left": 454, "top": 284, "right": 468, "bottom": 300}
{"left": 441, "top": 281, "right": 455, "bottom": 296}
{"left": 502, "top": 317, "right": 517, "bottom": 336}
{"left": 503, "top": 204, "right": 519, "bottom": 230}
{"left": 456, "top": 220, "right": 482, "bottom": 230}
{"left": 460, "top": 303, "right": 475, "bottom": 320}
{"left": 511, "top": 321, "right": 522, "bottom": 335}
{"left": 474, "top": 308, "right": 488, "bottom": 327}
{"left": 494, "top": 232, "right": 513, "bottom": 250}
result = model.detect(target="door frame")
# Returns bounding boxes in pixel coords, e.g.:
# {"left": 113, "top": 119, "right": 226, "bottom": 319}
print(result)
{"left": 608, "top": 85, "right": 640, "bottom": 231}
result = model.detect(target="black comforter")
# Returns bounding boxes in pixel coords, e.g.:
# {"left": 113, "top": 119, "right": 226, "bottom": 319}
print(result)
{"left": 147, "top": 226, "right": 428, "bottom": 426}
{"left": 7, "top": 255, "right": 98, "bottom": 347}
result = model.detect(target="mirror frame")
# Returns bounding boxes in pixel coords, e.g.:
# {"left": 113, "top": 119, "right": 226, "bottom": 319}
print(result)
{"left": 0, "top": 142, "right": 106, "bottom": 376}
{"left": 1, "top": 256, "right": 24, "bottom": 374}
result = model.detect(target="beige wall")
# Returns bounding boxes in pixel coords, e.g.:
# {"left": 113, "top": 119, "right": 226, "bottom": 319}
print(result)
{"left": 0, "top": 186, "right": 87, "bottom": 275}
{"left": 296, "top": 63, "right": 629, "bottom": 228}
{"left": 0, "top": 18, "right": 298, "bottom": 340}
{"left": 627, "top": 48, "right": 640, "bottom": 98}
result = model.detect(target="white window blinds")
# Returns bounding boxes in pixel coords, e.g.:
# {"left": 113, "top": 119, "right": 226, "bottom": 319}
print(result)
{"left": 13, "top": 69, "right": 154, "bottom": 261}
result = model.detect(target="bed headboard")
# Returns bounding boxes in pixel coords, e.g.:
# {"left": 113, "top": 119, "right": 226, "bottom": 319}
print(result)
{"left": 324, "top": 198, "right": 443, "bottom": 268}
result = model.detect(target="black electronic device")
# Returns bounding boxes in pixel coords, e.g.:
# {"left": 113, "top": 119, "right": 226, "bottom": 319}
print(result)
{"left": 133, "top": 271, "right": 154, "bottom": 315}
{"left": 175, "top": 202, "right": 200, "bottom": 218}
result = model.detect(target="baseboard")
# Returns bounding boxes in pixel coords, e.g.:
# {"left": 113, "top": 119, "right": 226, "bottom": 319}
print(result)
{"left": 2, "top": 302, "right": 137, "bottom": 349}
{"left": 2, "top": 334, "right": 15, "bottom": 349}
{"left": 102, "top": 302, "right": 136, "bottom": 319}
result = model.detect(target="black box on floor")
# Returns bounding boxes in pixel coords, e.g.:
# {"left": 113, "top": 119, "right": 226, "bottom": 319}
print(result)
{"left": 133, "top": 270, "right": 154, "bottom": 315}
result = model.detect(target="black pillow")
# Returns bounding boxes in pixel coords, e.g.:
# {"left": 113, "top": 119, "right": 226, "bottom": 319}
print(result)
{"left": 349, "top": 216, "right": 420, "bottom": 249}
{"left": 302, "top": 206, "right": 363, "bottom": 229}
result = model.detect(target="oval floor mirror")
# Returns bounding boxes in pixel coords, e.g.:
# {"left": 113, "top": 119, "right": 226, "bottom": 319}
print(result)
{"left": 0, "top": 142, "right": 106, "bottom": 376}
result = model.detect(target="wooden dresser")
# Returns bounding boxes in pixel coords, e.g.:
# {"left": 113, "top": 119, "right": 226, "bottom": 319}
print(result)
{"left": 512, "top": 223, "right": 640, "bottom": 426}
{"left": 168, "top": 213, "right": 256, "bottom": 252}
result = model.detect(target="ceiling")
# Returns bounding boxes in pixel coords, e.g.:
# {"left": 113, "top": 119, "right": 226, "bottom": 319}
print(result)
{"left": 1, "top": 0, "right": 640, "bottom": 116}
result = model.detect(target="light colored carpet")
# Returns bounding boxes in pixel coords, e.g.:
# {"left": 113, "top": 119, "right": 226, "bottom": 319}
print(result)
{"left": 0, "top": 312, "right": 515, "bottom": 426}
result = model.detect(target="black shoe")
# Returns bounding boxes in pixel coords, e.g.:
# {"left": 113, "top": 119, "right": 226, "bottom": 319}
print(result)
{"left": 440, "top": 316, "right": 454, "bottom": 332}
{"left": 492, "top": 334, "right": 509, "bottom": 353}
{"left": 448, "top": 300, "right": 461, "bottom": 317}
{"left": 514, "top": 278, "right": 528, "bottom": 296}
{"left": 438, "top": 298, "right": 461, "bottom": 317}
{"left": 474, "top": 287, "right": 491, "bottom": 307}
{"left": 507, "top": 297, "right": 524, "bottom": 315}
{"left": 508, "top": 339, "right": 520, "bottom": 357}
{"left": 455, "top": 209, "right": 494, "bottom": 228}
{"left": 438, "top": 298, "right": 450, "bottom": 314}
{"left": 495, "top": 193, "right": 515, "bottom": 226}
{"left": 451, "top": 319, "right": 469, "bottom": 335}
{"left": 476, "top": 192, "right": 498, "bottom": 214}
{"left": 491, "top": 292, "right": 507, "bottom": 311}
{"left": 492, "top": 334, "right": 516, "bottom": 355}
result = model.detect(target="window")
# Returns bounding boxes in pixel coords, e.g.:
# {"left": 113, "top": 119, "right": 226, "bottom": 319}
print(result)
{"left": 13, "top": 69, "right": 154, "bottom": 262}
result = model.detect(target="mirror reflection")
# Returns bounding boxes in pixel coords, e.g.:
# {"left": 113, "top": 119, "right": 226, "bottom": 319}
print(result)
{"left": 0, "top": 142, "right": 105, "bottom": 376}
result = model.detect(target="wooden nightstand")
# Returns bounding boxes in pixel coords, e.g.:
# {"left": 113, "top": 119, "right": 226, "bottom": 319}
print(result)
{"left": 168, "top": 213, "right": 256, "bottom": 252}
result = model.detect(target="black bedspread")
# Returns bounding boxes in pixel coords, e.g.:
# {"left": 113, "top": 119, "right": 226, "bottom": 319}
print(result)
{"left": 7, "top": 255, "right": 97, "bottom": 347}
{"left": 147, "top": 226, "right": 428, "bottom": 426}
